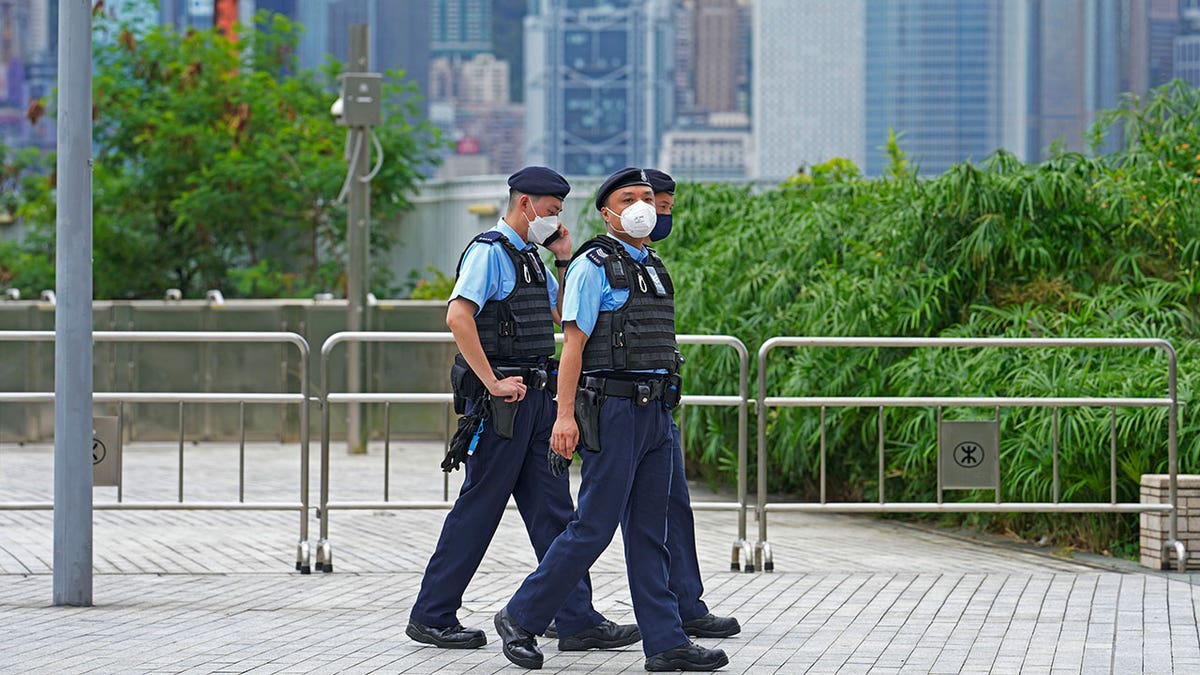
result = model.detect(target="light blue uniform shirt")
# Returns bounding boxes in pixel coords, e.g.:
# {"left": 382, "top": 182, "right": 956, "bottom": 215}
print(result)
{"left": 449, "top": 220, "right": 558, "bottom": 315}
{"left": 562, "top": 234, "right": 667, "bottom": 374}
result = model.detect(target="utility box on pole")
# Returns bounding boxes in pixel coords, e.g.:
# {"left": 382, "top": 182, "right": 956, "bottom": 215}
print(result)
{"left": 337, "top": 73, "right": 382, "bottom": 127}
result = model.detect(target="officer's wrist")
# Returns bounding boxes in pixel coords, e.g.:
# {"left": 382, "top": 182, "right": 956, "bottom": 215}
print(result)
{"left": 554, "top": 259, "right": 570, "bottom": 268}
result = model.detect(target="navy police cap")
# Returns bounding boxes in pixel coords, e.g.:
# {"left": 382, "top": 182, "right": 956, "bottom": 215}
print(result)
{"left": 644, "top": 169, "right": 675, "bottom": 195}
{"left": 594, "top": 167, "right": 653, "bottom": 211}
{"left": 507, "top": 166, "right": 571, "bottom": 199}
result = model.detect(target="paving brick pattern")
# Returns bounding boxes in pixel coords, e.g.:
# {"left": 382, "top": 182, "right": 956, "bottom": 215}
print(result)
{"left": 1, "top": 440, "right": 1198, "bottom": 673}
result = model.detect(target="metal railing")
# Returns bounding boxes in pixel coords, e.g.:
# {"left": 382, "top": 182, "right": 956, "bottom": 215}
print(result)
{"left": 755, "top": 336, "right": 1184, "bottom": 571}
{"left": 0, "top": 331, "right": 314, "bottom": 573}
{"left": 315, "top": 331, "right": 754, "bottom": 573}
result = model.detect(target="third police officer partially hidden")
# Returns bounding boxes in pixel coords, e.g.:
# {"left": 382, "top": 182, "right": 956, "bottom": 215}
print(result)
{"left": 406, "top": 166, "right": 639, "bottom": 654}
{"left": 493, "top": 168, "right": 729, "bottom": 672}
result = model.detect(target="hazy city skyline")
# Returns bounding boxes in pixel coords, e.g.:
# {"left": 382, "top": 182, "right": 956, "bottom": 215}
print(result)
{"left": 3, "top": 1, "right": 1200, "bottom": 181}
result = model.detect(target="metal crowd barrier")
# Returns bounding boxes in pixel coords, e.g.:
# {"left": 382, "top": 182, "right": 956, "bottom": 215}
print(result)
{"left": 755, "top": 336, "right": 1184, "bottom": 571}
{"left": 315, "top": 331, "right": 753, "bottom": 573}
{"left": 0, "top": 331, "right": 314, "bottom": 573}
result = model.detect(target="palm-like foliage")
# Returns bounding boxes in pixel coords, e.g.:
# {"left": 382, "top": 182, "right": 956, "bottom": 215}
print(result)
{"left": 659, "top": 81, "right": 1200, "bottom": 553}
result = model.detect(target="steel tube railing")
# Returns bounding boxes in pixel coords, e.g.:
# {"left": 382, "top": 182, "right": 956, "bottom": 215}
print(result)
{"left": 0, "top": 331, "right": 313, "bottom": 573}
{"left": 317, "top": 331, "right": 753, "bottom": 572}
{"left": 756, "top": 336, "right": 1183, "bottom": 572}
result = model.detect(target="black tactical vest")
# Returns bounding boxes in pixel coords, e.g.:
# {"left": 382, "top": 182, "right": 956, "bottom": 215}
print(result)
{"left": 574, "top": 236, "right": 678, "bottom": 373}
{"left": 454, "top": 230, "right": 555, "bottom": 365}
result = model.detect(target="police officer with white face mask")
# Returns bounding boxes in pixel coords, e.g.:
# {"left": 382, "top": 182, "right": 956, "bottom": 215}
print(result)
{"left": 493, "top": 168, "right": 729, "bottom": 672}
{"left": 406, "top": 167, "right": 639, "bottom": 654}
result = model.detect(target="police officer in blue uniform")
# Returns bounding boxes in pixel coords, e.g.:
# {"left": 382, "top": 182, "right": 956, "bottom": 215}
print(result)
{"left": 493, "top": 168, "right": 729, "bottom": 672}
{"left": 406, "top": 167, "right": 640, "bottom": 654}
{"left": 644, "top": 168, "right": 741, "bottom": 640}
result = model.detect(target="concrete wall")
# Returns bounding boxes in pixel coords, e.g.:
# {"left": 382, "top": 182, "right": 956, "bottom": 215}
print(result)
{"left": 0, "top": 299, "right": 457, "bottom": 442}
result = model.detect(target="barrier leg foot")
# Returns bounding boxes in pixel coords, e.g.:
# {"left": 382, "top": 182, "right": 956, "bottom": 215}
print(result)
{"left": 314, "top": 538, "right": 326, "bottom": 572}
{"left": 730, "top": 542, "right": 742, "bottom": 572}
{"left": 297, "top": 540, "right": 312, "bottom": 575}
{"left": 319, "top": 540, "right": 333, "bottom": 574}
{"left": 761, "top": 541, "right": 774, "bottom": 572}
{"left": 740, "top": 540, "right": 755, "bottom": 574}
{"left": 1175, "top": 540, "right": 1187, "bottom": 572}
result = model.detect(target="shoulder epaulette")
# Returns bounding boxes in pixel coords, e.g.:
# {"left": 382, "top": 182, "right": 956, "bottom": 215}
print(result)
{"left": 474, "top": 231, "right": 505, "bottom": 244}
{"left": 585, "top": 247, "right": 608, "bottom": 267}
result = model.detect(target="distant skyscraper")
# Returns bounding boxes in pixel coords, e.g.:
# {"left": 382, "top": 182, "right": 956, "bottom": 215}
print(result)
{"left": 433, "top": 0, "right": 491, "bottom": 57}
{"left": 672, "top": 0, "right": 696, "bottom": 114}
{"left": 1148, "top": 0, "right": 1182, "bottom": 87}
{"left": 1022, "top": 0, "right": 1145, "bottom": 159}
{"left": 27, "top": 0, "right": 49, "bottom": 56}
{"left": 524, "top": 0, "right": 672, "bottom": 176}
{"left": 865, "top": 0, "right": 1004, "bottom": 176}
{"left": 1175, "top": 34, "right": 1200, "bottom": 84}
{"left": 459, "top": 53, "right": 510, "bottom": 104}
{"left": 693, "top": 0, "right": 738, "bottom": 113}
{"left": 326, "top": 0, "right": 432, "bottom": 114}
{"left": 753, "top": 0, "right": 866, "bottom": 178}
{"left": 491, "top": 0, "right": 527, "bottom": 103}
{"left": 1174, "top": 0, "right": 1200, "bottom": 86}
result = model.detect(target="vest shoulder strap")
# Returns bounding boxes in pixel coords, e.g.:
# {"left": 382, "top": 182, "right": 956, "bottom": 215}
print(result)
{"left": 455, "top": 231, "right": 518, "bottom": 277}
{"left": 573, "top": 236, "right": 631, "bottom": 288}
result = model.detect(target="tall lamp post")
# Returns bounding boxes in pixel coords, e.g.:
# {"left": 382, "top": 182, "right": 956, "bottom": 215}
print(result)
{"left": 53, "top": 0, "right": 94, "bottom": 606}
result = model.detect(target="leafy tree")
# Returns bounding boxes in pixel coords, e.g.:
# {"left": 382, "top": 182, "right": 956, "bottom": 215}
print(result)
{"left": 0, "top": 139, "right": 55, "bottom": 293}
{"left": 4, "top": 3, "right": 442, "bottom": 299}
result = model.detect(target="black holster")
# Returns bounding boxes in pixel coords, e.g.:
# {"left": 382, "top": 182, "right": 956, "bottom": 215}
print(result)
{"left": 574, "top": 386, "right": 603, "bottom": 453}
{"left": 488, "top": 396, "right": 518, "bottom": 440}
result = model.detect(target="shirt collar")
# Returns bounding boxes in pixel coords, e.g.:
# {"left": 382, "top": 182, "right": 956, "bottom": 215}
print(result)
{"left": 495, "top": 219, "right": 533, "bottom": 250}
{"left": 604, "top": 232, "right": 648, "bottom": 262}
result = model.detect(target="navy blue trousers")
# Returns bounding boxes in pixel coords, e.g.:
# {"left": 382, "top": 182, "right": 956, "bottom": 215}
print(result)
{"left": 666, "top": 422, "right": 710, "bottom": 622}
{"left": 507, "top": 396, "right": 690, "bottom": 657}
{"left": 409, "top": 389, "right": 604, "bottom": 636}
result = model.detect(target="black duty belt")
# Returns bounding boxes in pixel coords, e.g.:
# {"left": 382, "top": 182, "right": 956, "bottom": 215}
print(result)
{"left": 582, "top": 375, "right": 669, "bottom": 406}
{"left": 495, "top": 363, "right": 557, "bottom": 394}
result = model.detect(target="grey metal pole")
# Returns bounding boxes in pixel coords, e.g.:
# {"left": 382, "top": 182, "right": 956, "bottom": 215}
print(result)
{"left": 53, "top": 0, "right": 93, "bottom": 607}
{"left": 345, "top": 24, "right": 369, "bottom": 455}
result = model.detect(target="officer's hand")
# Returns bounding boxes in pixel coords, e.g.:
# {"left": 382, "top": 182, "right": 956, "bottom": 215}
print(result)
{"left": 546, "top": 223, "right": 573, "bottom": 260}
{"left": 551, "top": 416, "right": 577, "bottom": 460}
{"left": 488, "top": 376, "right": 527, "bottom": 403}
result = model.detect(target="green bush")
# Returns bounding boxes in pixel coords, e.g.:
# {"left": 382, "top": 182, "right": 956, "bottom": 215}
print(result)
{"left": 660, "top": 80, "right": 1200, "bottom": 555}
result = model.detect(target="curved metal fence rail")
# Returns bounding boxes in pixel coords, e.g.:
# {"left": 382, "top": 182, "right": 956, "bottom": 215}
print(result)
{"left": 0, "top": 331, "right": 314, "bottom": 573}
{"left": 755, "top": 336, "right": 1183, "bottom": 572}
{"left": 316, "top": 331, "right": 753, "bottom": 573}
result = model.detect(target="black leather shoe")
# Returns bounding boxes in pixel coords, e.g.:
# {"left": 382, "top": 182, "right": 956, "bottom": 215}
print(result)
{"left": 543, "top": 621, "right": 557, "bottom": 639}
{"left": 494, "top": 608, "right": 543, "bottom": 669}
{"left": 644, "top": 642, "right": 729, "bottom": 672}
{"left": 558, "top": 619, "right": 641, "bottom": 651}
{"left": 405, "top": 620, "right": 486, "bottom": 649}
{"left": 682, "top": 613, "right": 741, "bottom": 639}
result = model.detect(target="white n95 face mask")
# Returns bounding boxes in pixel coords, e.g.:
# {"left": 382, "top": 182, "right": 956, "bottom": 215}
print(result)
{"left": 609, "top": 200, "right": 656, "bottom": 239}
{"left": 526, "top": 211, "right": 562, "bottom": 246}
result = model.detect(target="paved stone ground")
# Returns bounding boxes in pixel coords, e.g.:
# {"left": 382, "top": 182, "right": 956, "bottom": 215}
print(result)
{"left": 1, "top": 439, "right": 1199, "bottom": 673}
